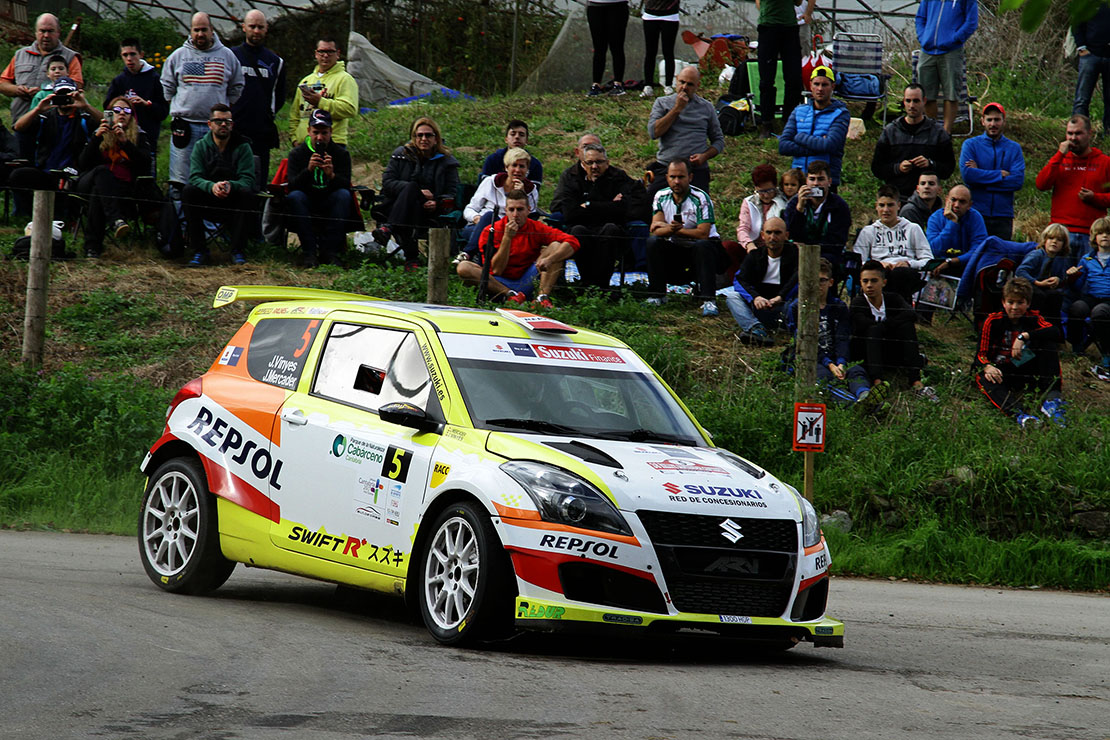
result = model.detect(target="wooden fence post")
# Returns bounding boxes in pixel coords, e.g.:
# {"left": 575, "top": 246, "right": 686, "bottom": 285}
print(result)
{"left": 21, "top": 190, "right": 54, "bottom": 369}
{"left": 426, "top": 227, "right": 450, "bottom": 304}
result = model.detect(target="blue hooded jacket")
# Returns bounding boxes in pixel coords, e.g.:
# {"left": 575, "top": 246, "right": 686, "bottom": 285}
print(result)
{"left": 959, "top": 133, "right": 1025, "bottom": 219}
{"left": 779, "top": 99, "right": 850, "bottom": 184}
{"left": 916, "top": 0, "right": 978, "bottom": 55}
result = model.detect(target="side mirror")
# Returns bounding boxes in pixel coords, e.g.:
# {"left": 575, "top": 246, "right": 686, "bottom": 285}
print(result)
{"left": 378, "top": 402, "right": 441, "bottom": 433}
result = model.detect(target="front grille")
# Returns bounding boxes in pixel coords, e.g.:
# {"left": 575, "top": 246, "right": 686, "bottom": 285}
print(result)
{"left": 637, "top": 511, "right": 797, "bottom": 550}
{"left": 636, "top": 511, "right": 798, "bottom": 618}
{"left": 559, "top": 562, "right": 668, "bottom": 614}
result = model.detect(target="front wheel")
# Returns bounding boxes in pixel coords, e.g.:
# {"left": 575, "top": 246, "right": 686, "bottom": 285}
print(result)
{"left": 418, "top": 502, "right": 514, "bottom": 645}
{"left": 138, "top": 457, "right": 234, "bottom": 594}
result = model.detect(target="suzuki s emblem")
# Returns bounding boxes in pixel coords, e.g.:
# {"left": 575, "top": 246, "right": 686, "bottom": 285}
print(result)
{"left": 720, "top": 519, "right": 744, "bottom": 543}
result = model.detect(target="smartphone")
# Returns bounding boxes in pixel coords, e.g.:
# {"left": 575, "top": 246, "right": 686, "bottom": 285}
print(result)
{"left": 104, "top": 110, "right": 114, "bottom": 125}
{"left": 298, "top": 83, "right": 313, "bottom": 94}
{"left": 1012, "top": 346, "right": 1036, "bottom": 367}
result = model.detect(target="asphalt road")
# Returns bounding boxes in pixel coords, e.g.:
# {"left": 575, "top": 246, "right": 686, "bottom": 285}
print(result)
{"left": 2, "top": 530, "right": 1107, "bottom": 740}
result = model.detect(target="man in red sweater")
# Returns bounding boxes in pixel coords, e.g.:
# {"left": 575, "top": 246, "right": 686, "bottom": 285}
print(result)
{"left": 1035, "top": 114, "right": 1110, "bottom": 261}
{"left": 456, "top": 189, "right": 579, "bottom": 308}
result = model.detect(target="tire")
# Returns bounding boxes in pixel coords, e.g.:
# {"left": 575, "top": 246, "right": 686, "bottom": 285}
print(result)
{"left": 418, "top": 501, "right": 514, "bottom": 645}
{"left": 138, "top": 457, "right": 235, "bottom": 595}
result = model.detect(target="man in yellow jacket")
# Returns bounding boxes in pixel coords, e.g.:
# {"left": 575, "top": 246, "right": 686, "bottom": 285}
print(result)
{"left": 289, "top": 35, "right": 358, "bottom": 145}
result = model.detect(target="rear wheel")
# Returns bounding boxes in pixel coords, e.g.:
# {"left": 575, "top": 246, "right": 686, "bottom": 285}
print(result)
{"left": 418, "top": 502, "right": 514, "bottom": 645}
{"left": 138, "top": 457, "right": 234, "bottom": 594}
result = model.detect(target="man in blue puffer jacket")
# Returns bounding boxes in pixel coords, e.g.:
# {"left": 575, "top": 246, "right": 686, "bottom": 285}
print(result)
{"left": 916, "top": 0, "right": 978, "bottom": 133}
{"left": 959, "top": 102, "right": 1025, "bottom": 240}
{"left": 779, "top": 66, "right": 850, "bottom": 188}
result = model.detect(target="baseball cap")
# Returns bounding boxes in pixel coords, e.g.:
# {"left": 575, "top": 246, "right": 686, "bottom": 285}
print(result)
{"left": 52, "top": 77, "right": 77, "bottom": 94}
{"left": 308, "top": 109, "right": 332, "bottom": 128}
{"left": 811, "top": 65, "right": 835, "bottom": 82}
{"left": 983, "top": 102, "right": 1006, "bottom": 117}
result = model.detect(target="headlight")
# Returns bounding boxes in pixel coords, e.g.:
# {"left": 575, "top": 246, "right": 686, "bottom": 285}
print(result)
{"left": 501, "top": 461, "right": 632, "bottom": 536}
{"left": 797, "top": 493, "right": 822, "bottom": 548}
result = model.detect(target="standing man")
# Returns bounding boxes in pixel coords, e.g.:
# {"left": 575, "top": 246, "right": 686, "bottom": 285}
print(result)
{"left": 162, "top": 12, "right": 245, "bottom": 189}
{"left": 1035, "top": 115, "right": 1110, "bottom": 261}
{"left": 915, "top": 0, "right": 977, "bottom": 133}
{"left": 644, "top": 159, "right": 726, "bottom": 316}
{"left": 104, "top": 37, "right": 169, "bottom": 176}
{"left": 646, "top": 66, "right": 725, "bottom": 195}
{"left": 290, "top": 36, "right": 358, "bottom": 147}
{"left": 754, "top": 0, "right": 811, "bottom": 138}
{"left": 1072, "top": 3, "right": 1110, "bottom": 140}
{"left": 870, "top": 84, "right": 955, "bottom": 201}
{"left": 232, "top": 10, "right": 286, "bottom": 187}
{"left": 959, "top": 103, "right": 1024, "bottom": 240}
{"left": 183, "top": 104, "right": 255, "bottom": 267}
{"left": 285, "top": 110, "right": 356, "bottom": 268}
{"left": 778, "top": 66, "right": 850, "bottom": 189}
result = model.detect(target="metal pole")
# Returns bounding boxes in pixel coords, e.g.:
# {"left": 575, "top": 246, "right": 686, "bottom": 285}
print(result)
{"left": 349, "top": 0, "right": 355, "bottom": 37}
{"left": 22, "top": 190, "right": 54, "bottom": 369}
{"left": 510, "top": 0, "right": 519, "bottom": 91}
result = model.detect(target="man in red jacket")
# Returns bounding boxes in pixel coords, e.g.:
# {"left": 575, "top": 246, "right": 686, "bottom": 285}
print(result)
{"left": 1035, "top": 114, "right": 1110, "bottom": 262}
{"left": 456, "top": 190, "right": 579, "bottom": 308}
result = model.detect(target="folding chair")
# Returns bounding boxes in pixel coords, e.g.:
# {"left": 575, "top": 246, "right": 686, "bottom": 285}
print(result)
{"left": 911, "top": 50, "right": 978, "bottom": 136}
{"left": 831, "top": 33, "right": 890, "bottom": 126}
{"left": 744, "top": 60, "right": 786, "bottom": 116}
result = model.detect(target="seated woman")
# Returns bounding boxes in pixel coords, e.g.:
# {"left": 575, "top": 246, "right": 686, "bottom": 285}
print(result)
{"left": 76, "top": 96, "right": 151, "bottom": 258}
{"left": 460, "top": 147, "right": 538, "bottom": 261}
{"left": 1015, "top": 223, "right": 1075, "bottom": 329}
{"left": 375, "top": 116, "right": 460, "bottom": 270}
{"left": 736, "top": 163, "right": 787, "bottom": 253}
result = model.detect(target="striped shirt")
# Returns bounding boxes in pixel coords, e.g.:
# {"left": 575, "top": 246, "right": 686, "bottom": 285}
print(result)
{"left": 652, "top": 186, "right": 719, "bottom": 238}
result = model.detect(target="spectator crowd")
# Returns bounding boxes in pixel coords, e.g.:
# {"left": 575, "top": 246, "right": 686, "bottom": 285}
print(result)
{"left": 4, "top": 5, "right": 1110, "bottom": 426}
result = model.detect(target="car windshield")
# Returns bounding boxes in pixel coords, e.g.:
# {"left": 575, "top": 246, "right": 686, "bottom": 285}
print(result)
{"left": 450, "top": 358, "right": 704, "bottom": 445}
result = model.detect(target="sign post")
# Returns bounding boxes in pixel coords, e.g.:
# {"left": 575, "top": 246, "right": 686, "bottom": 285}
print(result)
{"left": 793, "top": 402, "right": 826, "bottom": 501}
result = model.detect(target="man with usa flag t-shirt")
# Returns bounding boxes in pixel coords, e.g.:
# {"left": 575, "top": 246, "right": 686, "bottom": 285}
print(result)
{"left": 162, "top": 12, "right": 245, "bottom": 188}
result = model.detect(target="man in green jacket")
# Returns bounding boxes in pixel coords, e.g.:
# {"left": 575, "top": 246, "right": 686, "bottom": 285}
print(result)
{"left": 289, "top": 36, "right": 358, "bottom": 146}
{"left": 184, "top": 103, "right": 256, "bottom": 266}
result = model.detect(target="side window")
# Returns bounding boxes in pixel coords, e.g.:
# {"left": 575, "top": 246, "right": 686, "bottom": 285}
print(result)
{"left": 246, "top": 318, "right": 322, "bottom": 390}
{"left": 312, "top": 323, "right": 434, "bottom": 414}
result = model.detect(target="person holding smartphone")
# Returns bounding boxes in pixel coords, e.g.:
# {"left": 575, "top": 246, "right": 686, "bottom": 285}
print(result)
{"left": 76, "top": 96, "right": 152, "bottom": 258}
{"left": 784, "top": 160, "right": 852, "bottom": 284}
{"left": 289, "top": 36, "right": 357, "bottom": 147}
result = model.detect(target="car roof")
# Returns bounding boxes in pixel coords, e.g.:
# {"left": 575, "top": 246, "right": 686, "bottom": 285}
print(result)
{"left": 213, "top": 285, "right": 626, "bottom": 347}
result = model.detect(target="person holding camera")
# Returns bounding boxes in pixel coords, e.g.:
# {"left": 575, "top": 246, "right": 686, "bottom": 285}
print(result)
{"left": 289, "top": 36, "right": 358, "bottom": 147}
{"left": 783, "top": 160, "right": 851, "bottom": 277}
{"left": 10, "top": 76, "right": 101, "bottom": 221}
{"left": 75, "top": 96, "right": 152, "bottom": 258}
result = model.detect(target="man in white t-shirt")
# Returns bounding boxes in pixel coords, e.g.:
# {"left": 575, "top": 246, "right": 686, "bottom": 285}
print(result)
{"left": 853, "top": 184, "right": 932, "bottom": 302}
{"left": 726, "top": 216, "right": 798, "bottom": 344}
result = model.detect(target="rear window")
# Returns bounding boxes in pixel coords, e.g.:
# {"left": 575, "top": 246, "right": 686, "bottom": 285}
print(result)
{"left": 246, "top": 318, "right": 323, "bottom": 390}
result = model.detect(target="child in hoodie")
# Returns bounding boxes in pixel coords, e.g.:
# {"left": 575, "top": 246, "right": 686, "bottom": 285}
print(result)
{"left": 853, "top": 184, "right": 931, "bottom": 302}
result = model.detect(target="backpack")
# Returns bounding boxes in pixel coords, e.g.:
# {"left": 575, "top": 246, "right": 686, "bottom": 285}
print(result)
{"left": 716, "top": 96, "right": 752, "bottom": 136}
{"left": 11, "top": 235, "right": 69, "bottom": 260}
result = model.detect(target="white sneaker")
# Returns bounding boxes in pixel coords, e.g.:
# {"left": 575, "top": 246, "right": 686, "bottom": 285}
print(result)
{"left": 701, "top": 300, "right": 719, "bottom": 317}
{"left": 645, "top": 296, "right": 667, "bottom": 306}
{"left": 639, "top": 85, "right": 653, "bottom": 98}
{"left": 663, "top": 85, "right": 674, "bottom": 95}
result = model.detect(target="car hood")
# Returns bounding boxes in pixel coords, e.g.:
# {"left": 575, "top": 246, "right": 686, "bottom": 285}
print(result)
{"left": 485, "top": 433, "right": 800, "bottom": 521}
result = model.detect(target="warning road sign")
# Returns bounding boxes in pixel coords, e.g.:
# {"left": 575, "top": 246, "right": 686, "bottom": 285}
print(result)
{"left": 793, "top": 403, "right": 826, "bottom": 452}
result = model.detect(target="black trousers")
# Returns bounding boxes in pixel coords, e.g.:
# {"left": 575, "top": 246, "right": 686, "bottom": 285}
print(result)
{"left": 642, "top": 19, "right": 678, "bottom": 86}
{"left": 182, "top": 184, "right": 251, "bottom": 255}
{"left": 571, "top": 223, "right": 624, "bottom": 289}
{"left": 587, "top": 2, "right": 628, "bottom": 84}
{"left": 384, "top": 181, "right": 438, "bottom": 262}
{"left": 647, "top": 236, "right": 726, "bottom": 300}
{"left": 756, "top": 23, "right": 802, "bottom": 125}
{"left": 9, "top": 166, "right": 76, "bottom": 222}
{"left": 852, "top": 319, "right": 922, "bottom": 384}
{"left": 76, "top": 166, "right": 129, "bottom": 253}
{"left": 976, "top": 352, "right": 1062, "bottom": 416}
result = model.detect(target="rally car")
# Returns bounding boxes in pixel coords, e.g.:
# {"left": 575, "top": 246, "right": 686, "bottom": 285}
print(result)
{"left": 138, "top": 285, "right": 843, "bottom": 649}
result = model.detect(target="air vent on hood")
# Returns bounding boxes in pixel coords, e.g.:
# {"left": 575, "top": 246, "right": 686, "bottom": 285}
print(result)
{"left": 544, "top": 440, "right": 622, "bottom": 468}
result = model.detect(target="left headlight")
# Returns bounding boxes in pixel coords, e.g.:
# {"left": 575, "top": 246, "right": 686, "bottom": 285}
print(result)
{"left": 501, "top": 461, "right": 632, "bottom": 536}
{"left": 790, "top": 487, "right": 822, "bottom": 548}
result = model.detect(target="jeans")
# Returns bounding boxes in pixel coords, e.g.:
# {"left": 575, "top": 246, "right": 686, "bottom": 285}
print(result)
{"left": 725, "top": 287, "right": 783, "bottom": 331}
{"left": 1068, "top": 232, "right": 1092, "bottom": 263}
{"left": 1073, "top": 52, "right": 1110, "bottom": 133}
{"left": 285, "top": 187, "right": 352, "bottom": 258}
{"left": 169, "top": 121, "right": 212, "bottom": 186}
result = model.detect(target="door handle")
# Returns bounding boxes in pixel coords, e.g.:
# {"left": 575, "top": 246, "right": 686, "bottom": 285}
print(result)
{"left": 281, "top": 408, "right": 308, "bottom": 426}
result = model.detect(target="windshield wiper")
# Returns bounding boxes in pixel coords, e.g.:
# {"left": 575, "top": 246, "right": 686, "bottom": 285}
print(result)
{"left": 484, "top": 418, "right": 581, "bottom": 435}
{"left": 600, "top": 428, "right": 697, "bottom": 445}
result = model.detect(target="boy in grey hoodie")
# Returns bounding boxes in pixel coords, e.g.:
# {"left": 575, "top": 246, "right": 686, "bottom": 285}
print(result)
{"left": 161, "top": 13, "right": 245, "bottom": 186}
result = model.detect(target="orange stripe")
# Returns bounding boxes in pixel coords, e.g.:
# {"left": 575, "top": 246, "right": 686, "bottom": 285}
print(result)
{"left": 804, "top": 537, "right": 826, "bottom": 556}
{"left": 492, "top": 501, "right": 541, "bottom": 520}
{"left": 493, "top": 505, "right": 640, "bottom": 547}
{"left": 799, "top": 573, "right": 827, "bottom": 592}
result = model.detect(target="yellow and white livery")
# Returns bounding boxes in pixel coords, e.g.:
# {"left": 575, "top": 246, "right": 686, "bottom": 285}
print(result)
{"left": 138, "top": 286, "right": 843, "bottom": 649}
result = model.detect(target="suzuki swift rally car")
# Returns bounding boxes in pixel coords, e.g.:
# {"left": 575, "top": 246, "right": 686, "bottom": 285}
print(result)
{"left": 139, "top": 285, "right": 843, "bottom": 649}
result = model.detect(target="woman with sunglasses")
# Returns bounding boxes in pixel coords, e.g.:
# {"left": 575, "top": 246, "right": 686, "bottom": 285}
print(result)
{"left": 375, "top": 116, "right": 460, "bottom": 271}
{"left": 76, "top": 96, "right": 151, "bottom": 258}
